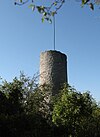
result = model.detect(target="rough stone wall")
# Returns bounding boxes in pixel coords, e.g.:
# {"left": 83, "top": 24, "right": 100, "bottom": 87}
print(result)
{"left": 40, "top": 50, "right": 68, "bottom": 95}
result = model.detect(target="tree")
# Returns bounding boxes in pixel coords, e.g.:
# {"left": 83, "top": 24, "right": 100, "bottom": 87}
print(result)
{"left": 52, "top": 84, "right": 100, "bottom": 137}
{"left": 0, "top": 73, "right": 53, "bottom": 137}
{"left": 0, "top": 74, "right": 100, "bottom": 137}
{"left": 14, "top": 0, "right": 100, "bottom": 22}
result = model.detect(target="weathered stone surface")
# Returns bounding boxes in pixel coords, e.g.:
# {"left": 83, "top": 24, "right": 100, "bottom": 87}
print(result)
{"left": 40, "top": 50, "right": 68, "bottom": 95}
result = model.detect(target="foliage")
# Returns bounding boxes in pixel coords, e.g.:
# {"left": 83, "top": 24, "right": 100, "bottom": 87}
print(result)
{"left": 0, "top": 74, "right": 100, "bottom": 137}
{"left": 0, "top": 73, "right": 53, "bottom": 137}
{"left": 14, "top": 0, "right": 100, "bottom": 22}
{"left": 52, "top": 84, "right": 100, "bottom": 137}
{"left": 14, "top": 0, "right": 65, "bottom": 22}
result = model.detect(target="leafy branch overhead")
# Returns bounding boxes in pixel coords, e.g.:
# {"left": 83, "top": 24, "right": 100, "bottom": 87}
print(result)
{"left": 14, "top": 0, "right": 100, "bottom": 22}
{"left": 14, "top": 0, "right": 65, "bottom": 22}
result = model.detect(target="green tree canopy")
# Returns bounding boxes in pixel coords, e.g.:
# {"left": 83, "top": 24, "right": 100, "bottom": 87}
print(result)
{"left": 0, "top": 74, "right": 100, "bottom": 137}
{"left": 0, "top": 73, "right": 52, "bottom": 137}
{"left": 52, "top": 84, "right": 100, "bottom": 137}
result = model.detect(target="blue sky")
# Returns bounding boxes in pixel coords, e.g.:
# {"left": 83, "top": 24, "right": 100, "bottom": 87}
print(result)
{"left": 0, "top": 0, "right": 100, "bottom": 102}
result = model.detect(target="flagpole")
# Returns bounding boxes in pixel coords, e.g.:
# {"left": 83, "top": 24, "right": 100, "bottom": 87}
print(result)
{"left": 53, "top": 15, "right": 56, "bottom": 50}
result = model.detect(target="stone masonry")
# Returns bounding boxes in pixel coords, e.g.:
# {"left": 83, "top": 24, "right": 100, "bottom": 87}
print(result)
{"left": 39, "top": 50, "right": 68, "bottom": 95}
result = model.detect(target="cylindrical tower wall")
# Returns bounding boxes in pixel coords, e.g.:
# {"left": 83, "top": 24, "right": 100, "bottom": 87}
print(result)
{"left": 39, "top": 50, "right": 68, "bottom": 95}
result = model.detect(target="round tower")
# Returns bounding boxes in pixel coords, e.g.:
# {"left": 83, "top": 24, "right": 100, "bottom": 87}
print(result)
{"left": 39, "top": 50, "right": 68, "bottom": 95}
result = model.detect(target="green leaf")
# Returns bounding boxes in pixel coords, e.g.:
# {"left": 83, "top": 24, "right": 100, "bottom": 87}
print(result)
{"left": 28, "top": 4, "right": 34, "bottom": 8}
{"left": 89, "top": 3, "right": 94, "bottom": 10}
{"left": 28, "top": 4, "right": 35, "bottom": 11}
{"left": 42, "top": 17, "right": 45, "bottom": 23}
{"left": 43, "top": 12, "right": 47, "bottom": 16}
{"left": 20, "top": 0, "right": 23, "bottom": 3}
{"left": 53, "top": 2, "right": 57, "bottom": 6}
{"left": 32, "top": 6, "right": 35, "bottom": 11}
{"left": 84, "top": 0, "right": 90, "bottom": 4}
{"left": 82, "top": 0, "right": 85, "bottom": 5}
{"left": 37, "top": 6, "right": 45, "bottom": 13}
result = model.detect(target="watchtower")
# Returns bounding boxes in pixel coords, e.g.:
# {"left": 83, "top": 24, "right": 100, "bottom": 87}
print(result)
{"left": 39, "top": 50, "right": 68, "bottom": 95}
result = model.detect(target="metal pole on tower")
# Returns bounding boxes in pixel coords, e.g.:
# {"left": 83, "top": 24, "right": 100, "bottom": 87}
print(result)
{"left": 53, "top": 15, "right": 56, "bottom": 50}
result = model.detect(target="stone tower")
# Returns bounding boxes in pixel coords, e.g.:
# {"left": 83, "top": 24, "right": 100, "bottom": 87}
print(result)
{"left": 39, "top": 50, "right": 68, "bottom": 95}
